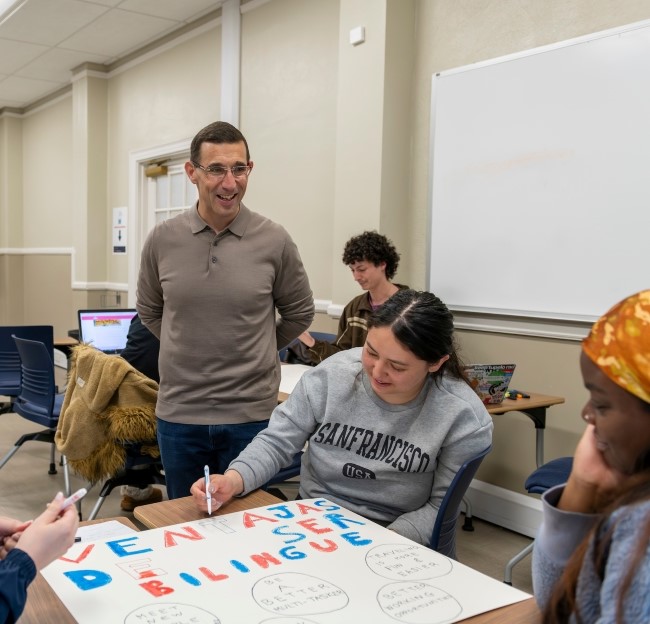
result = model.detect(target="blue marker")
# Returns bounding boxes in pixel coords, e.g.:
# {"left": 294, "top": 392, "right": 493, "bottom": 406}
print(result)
{"left": 204, "top": 465, "right": 212, "bottom": 516}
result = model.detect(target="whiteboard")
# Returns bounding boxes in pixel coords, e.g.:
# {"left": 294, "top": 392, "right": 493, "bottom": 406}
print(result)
{"left": 428, "top": 20, "right": 650, "bottom": 321}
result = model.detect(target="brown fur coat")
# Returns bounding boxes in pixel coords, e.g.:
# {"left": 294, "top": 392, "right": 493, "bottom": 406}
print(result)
{"left": 55, "top": 344, "right": 159, "bottom": 483}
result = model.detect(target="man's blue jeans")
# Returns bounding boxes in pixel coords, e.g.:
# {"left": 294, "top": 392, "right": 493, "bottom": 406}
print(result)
{"left": 157, "top": 418, "right": 270, "bottom": 500}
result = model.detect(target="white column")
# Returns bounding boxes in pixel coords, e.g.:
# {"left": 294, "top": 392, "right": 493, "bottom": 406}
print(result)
{"left": 221, "top": 0, "right": 241, "bottom": 126}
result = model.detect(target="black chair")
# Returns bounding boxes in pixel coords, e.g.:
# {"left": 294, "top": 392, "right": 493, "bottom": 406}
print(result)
{"left": 429, "top": 445, "right": 492, "bottom": 559}
{"left": 0, "top": 335, "right": 70, "bottom": 494}
{"left": 86, "top": 447, "right": 166, "bottom": 520}
{"left": 0, "top": 325, "right": 53, "bottom": 414}
{"left": 504, "top": 456, "right": 573, "bottom": 585}
{"left": 279, "top": 331, "right": 336, "bottom": 363}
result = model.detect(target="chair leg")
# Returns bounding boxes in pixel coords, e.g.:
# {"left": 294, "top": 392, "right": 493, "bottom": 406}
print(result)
{"left": 461, "top": 495, "right": 475, "bottom": 531}
{"left": 504, "top": 541, "right": 534, "bottom": 585}
{"left": 61, "top": 455, "right": 71, "bottom": 497}
{"left": 49, "top": 442, "right": 57, "bottom": 475}
{"left": 87, "top": 479, "right": 122, "bottom": 521}
{"left": 0, "top": 445, "right": 21, "bottom": 470}
{"left": 87, "top": 496, "right": 105, "bottom": 521}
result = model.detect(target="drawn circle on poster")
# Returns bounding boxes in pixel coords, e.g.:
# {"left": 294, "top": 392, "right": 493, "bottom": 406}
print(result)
{"left": 377, "top": 581, "right": 461, "bottom": 623}
{"left": 124, "top": 602, "right": 220, "bottom": 623}
{"left": 253, "top": 572, "right": 349, "bottom": 615}
{"left": 365, "top": 543, "right": 453, "bottom": 580}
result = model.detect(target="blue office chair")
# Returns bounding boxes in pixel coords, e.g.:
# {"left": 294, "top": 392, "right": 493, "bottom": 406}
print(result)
{"left": 504, "top": 456, "right": 573, "bottom": 585}
{"left": 0, "top": 325, "right": 54, "bottom": 414}
{"left": 279, "top": 332, "right": 337, "bottom": 363}
{"left": 429, "top": 445, "right": 492, "bottom": 559}
{"left": 0, "top": 335, "right": 71, "bottom": 494}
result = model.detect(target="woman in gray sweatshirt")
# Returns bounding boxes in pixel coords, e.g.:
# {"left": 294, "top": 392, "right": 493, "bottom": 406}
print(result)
{"left": 533, "top": 289, "right": 650, "bottom": 623}
{"left": 192, "top": 289, "right": 493, "bottom": 546}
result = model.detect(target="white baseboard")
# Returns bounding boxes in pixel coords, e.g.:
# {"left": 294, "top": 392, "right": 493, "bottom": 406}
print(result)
{"left": 465, "top": 479, "right": 542, "bottom": 538}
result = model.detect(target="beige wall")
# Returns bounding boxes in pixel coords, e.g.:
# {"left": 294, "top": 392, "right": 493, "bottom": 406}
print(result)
{"left": 241, "top": 0, "right": 339, "bottom": 298}
{"left": 21, "top": 96, "right": 74, "bottom": 246}
{"left": 105, "top": 27, "right": 222, "bottom": 285}
{"left": 2, "top": 0, "right": 650, "bottom": 496}
{"left": 407, "top": 0, "right": 650, "bottom": 485}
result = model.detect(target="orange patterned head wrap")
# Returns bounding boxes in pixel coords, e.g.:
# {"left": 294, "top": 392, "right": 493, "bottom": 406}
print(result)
{"left": 582, "top": 290, "right": 650, "bottom": 404}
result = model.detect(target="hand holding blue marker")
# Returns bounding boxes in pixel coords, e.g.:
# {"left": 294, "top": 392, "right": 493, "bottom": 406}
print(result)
{"left": 204, "top": 465, "right": 212, "bottom": 516}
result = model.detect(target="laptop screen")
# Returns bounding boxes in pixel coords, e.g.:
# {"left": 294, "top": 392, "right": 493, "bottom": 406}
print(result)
{"left": 77, "top": 309, "right": 137, "bottom": 354}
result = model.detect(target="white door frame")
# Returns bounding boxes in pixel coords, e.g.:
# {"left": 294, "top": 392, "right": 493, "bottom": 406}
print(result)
{"left": 127, "top": 139, "right": 191, "bottom": 307}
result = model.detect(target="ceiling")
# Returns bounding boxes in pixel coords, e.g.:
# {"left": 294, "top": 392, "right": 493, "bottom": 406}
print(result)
{"left": 0, "top": 0, "right": 223, "bottom": 111}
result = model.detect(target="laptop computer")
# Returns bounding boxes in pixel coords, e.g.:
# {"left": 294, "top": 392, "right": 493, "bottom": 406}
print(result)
{"left": 77, "top": 309, "right": 137, "bottom": 355}
{"left": 464, "top": 363, "right": 516, "bottom": 405}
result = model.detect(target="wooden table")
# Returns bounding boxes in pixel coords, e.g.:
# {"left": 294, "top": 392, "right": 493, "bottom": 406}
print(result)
{"left": 487, "top": 392, "right": 564, "bottom": 468}
{"left": 134, "top": 488, "right": 281, "bottom": 528}
{"left": 54, "top": 337, "right": 79, "bottom": 349}
{"left": 19, "top": 516, "right": 138, "bottom": 624}
{"left": 136, "top": 492, "right": 540, "bottom": 623}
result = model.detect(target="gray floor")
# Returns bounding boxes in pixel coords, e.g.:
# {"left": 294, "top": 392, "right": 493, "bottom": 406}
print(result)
{"left": 0, "top": 409, "right": 534, "bottom": 594}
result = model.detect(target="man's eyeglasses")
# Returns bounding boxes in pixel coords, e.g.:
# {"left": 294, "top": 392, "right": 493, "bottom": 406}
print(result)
{"left": 191, "top": 161, "right": 251, "bottom": 180}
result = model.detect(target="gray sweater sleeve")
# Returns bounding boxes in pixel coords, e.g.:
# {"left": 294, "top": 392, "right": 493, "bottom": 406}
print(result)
{"left": 532, "top": 484, "right": 600, "bottom": 610}
{"left": 228, "top": 377, "right": 317, "bottom": 491}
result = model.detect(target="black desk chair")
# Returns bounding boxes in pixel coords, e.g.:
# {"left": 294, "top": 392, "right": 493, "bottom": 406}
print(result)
{"left": 87, "top": 446, "right": 166, "bottom": 520}
{"left": 504, "top": 456, "right": 573, "bottom": 585}
{"left": 0, "top": 325, "right": 53, "bottom": 414}
{"left": 0, "top": 335, "right": 71, "bottom": 494}
{"left": 429, "top": 445, "right": 492, "bottom": 559}
{"left": 279, "top": 332, "right": 336, "bottom": 363}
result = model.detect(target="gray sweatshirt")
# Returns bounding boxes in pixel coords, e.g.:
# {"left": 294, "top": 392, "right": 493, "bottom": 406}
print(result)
{"left": 533, "top": 484, "right": 650, "bottom": 621}
{"left": 230, "top": 348, "right": 493, "bottom": 545}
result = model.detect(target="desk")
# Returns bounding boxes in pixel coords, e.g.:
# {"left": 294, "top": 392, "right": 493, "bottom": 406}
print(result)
{"left": 134, "top": 489, "right": 281, "bottom": 528}
{"left": 487, "top": 392, "right": 565, "bottom": 468}
{"left": 54, "top": 337, "right": 79, "bottom": 349}
{"left": 19, "top": 516, "right": 138, "bottom": 624}
{"left": 136, "top": 492, "right": 540, "bottom": 624}
{"left": 53, "top": 336, "right": 78, "bottom": 364}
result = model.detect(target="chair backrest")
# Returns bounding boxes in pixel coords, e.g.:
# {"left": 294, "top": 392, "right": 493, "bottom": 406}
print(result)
{"left": 310, "top": 331, "right": 336, "bottom": 342}
{"left": 12, "top": 335, "right": 59, "bottom": 427}
{"left": 0, "top": 326, "right": 54, "bottom": 398}
{"left": 279, "top": 332, "right": 337, "bottom": 362}
{"left": 524, "top": 456, "right": 573, "bottom": 494}
{"left": 429, "top": 445, "right": 492, "bottom": 559}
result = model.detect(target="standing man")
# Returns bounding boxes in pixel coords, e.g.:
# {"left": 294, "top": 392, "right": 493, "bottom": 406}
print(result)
{"left": 137, "top": 121, "right": 314, "bottom": 499}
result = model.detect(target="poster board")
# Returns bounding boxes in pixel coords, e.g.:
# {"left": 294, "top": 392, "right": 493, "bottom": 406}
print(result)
{"left": 429, "top": 20, "right": 650, "bottom": 321}
{"left": 42, "top": 498, "right": 530, "bottom": 623}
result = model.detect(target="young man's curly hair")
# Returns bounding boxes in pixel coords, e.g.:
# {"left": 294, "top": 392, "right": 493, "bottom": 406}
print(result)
{"left": 342, "top": 231, "right": 400, "bottom": 280}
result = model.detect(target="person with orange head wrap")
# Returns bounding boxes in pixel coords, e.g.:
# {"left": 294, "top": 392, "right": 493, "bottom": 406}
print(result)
{"left": 533, "top": 290, "right": 650, "bottom": 624}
